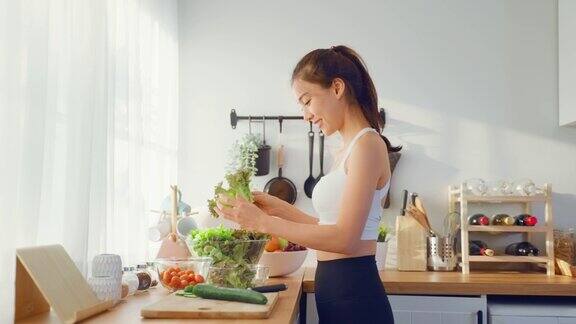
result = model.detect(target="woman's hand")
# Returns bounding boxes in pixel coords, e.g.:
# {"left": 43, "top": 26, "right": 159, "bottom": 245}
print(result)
{"left": 252, "top": 191, "right": 288, "bottom": 216}
{"left": 214, "top": 195, "right": 269, "bottom": 232}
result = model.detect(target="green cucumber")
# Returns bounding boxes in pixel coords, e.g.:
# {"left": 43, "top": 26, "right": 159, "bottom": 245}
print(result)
{"left": 192, "top": 284, "right": 268, "bottom": 305}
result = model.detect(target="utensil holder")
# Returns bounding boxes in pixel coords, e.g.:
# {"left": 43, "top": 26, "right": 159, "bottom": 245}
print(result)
{"left": 255, "top": 145, "right": 271, "bottom": 176}
{"left": 427, "top": 236, "right": 456, "bottom": 271}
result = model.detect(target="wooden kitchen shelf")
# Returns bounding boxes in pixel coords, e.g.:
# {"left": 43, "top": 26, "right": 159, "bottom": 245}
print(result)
{"left": 456, "top": 195, "right": 547, "bottom": 203}
{"left": 468, "top": 225, "right": 548, "bottom": 233}
{"left": 449, "top": 183, "right": 555, "bottom": 276}
{"left": 468, "top": 256, "right": 549, "bottom": 263}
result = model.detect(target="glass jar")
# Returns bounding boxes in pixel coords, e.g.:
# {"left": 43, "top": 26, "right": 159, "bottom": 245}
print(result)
{"left": 121, "top": 266, "right": 139, "bottom": 296}
{"left": 136, "top": 264, "right": 152, "bottom": 291}
{"left": 146, "top": 261, "right": 159, "bottom": 288}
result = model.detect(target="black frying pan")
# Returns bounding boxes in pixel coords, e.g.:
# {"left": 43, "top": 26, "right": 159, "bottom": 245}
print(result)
{"left": 264, "top": 145, "right": 297, "bottom": 204}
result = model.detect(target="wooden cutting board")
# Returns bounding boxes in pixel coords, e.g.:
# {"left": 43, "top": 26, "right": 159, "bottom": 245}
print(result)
{"left": 141, "top": 292, "right": 279, "bottom": 319}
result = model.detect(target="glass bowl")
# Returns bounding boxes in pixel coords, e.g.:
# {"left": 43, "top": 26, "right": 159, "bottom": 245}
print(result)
{"left": 155, "top": 257, "right": 212, "bottom": 292}
{"left": 207, "top": 264, "right": 270, "bottom": 289}
{"left": 188, "top": 238, "right": 268, "bottom": 266}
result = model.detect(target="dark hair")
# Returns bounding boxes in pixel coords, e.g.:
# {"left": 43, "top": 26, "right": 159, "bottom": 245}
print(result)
{"left": 291, "top": 45, "right": 401, "bottom": 152}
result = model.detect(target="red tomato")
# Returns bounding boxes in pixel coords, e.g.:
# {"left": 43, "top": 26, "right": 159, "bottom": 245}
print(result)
{"left": 180, "top": 279, "right": 189, "bottom": 287}
{"left": 185, "top": 270, "right": 193, "bottom": 276}
{"left": 162, "top": 272, "right": 171, "bottom": 283}
{"left": 173, "top": 266, "right": 181, "bottom": 272}
{"left": 194, "top": 274, "right": 204, "bottom": 283}
{"left": 170, "top": 276, "right": 180, "bottom": 287}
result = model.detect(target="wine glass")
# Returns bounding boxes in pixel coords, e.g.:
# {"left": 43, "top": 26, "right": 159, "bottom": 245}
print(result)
{"left": 486, "top": 180, "right": 513, "bottom": 196}
{"left": 463, "top": 178, "right": 487, "bottom": 196}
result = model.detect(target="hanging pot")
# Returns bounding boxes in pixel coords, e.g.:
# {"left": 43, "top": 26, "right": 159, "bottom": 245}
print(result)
{"left": 252, "top": 116, "right": 271, "bottom": 176}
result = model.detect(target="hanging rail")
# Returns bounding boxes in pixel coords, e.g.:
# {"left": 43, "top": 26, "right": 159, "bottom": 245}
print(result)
{"left": 230, "top": 109, "right": 304, "bottom": 129}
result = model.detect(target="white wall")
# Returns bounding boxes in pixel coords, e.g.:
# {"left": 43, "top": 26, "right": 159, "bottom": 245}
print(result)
{"left": 178, "top": 0, "right": 576, "bottom": 250}
{"left": 559, "top": 0, "right": 576, "bottom": 126}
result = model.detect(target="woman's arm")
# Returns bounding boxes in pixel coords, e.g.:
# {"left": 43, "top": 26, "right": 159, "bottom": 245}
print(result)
{"left": 217, "top": 134, "right": 387, "bottom": 254}
{"left": 262, "top": 135, "right": 385, "bottom": 253}
{"left": 271, "top": 204, "right": 319, "bottom": 225}
{"left": 253, "top": 191, "right": 318, "bottom": 224}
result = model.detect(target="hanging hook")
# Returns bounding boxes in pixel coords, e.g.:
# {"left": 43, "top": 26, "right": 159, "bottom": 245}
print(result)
{"left": 262, "top": 116, "right": 266, "bottom": 145}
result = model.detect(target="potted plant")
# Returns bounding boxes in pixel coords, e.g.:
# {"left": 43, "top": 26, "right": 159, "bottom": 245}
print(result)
{"left": 228, "top": 133, "right": 270, "bottom": 176}
{"left": 376, "top": 224, "right": 390, "bottom": 270}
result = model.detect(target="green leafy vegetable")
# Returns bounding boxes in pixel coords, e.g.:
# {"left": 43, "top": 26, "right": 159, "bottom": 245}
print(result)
{"left": 207, "top": 169, "right": 254, "bottom": 218}
{"left": 189, "top": 226, "right": 269, "bottom": 289}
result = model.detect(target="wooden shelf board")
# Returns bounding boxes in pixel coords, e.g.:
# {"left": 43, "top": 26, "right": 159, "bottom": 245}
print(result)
{"left": 457, "top": 195, "right": 546, "bottom": 203}
{"left": 468, "top": 225, "right": 548, "bottom": 233}
{"left": 468, "top": 255, "right": 550, "bottom": 263}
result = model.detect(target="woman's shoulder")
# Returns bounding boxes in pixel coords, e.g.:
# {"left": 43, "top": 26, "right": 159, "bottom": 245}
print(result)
{"left": 346, "top": 131, "right": 390, "bottom": 171}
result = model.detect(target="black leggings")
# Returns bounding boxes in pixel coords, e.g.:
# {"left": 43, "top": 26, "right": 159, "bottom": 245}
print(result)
{"left": 315, "top": 255, "right": 394, "bottom": 324}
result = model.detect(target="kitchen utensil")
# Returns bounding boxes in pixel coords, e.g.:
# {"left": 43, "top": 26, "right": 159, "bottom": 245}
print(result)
{"left": 258, "top": 249, "right": 308, "bottom": 277}
{"left": 148, "top": 213, "right": 171, "bottom": 242}
{"left": 442, "top": 211, "right": 460, "bottom": 238}
{"left": 416, "top": 196, "right": 435, "bottom": 234}
{"left": 264, "top": 145, "right": 297, "bottom": 204}
{"left": 311, "top": 130, "right": 325, "bottom": 194}
{"left": 396, "top": 216, "right": 428, "bottom": 271}
{"left": 253, "top": 116, "right": 271, "bottom": 176}
{"left": 414, "top": 196, "right": 427, "bottom": 215}
{"left": 400, "top": 189, "right": 409, "bottom": 216}
{"left": 303, "top": 122, "right": 315, "bottom": 198}
{"left": 176, "top": 214, "right": 199, "bottom": 239}
{"left": 154, "top": 257, "right": 212, "bottom": 292}
{"left": 160, "top": 188, "right": 192, "bottom": 215}
{"left": 15, "top": 245, "right": 114, "bottom": 323}
{"left": 395, "top": 189, "right": 427, "bottom": 271}
{"left": 406, "top": 194, "right": 435, "bottom": 236}
{"left": 141, "top": 292, "right": 279, "bottom": 319}
{"left": 513, "top": 178, "right": 544, "bottom": 196}
{"left": 427, "top": 236, "right": 456, "bottom": 271}
{"left": 407, "top": 205, "right": 434, "bottom": 235}
{"left": 156, "top": 185, "right": 192, "bottom": 259}
{"left": 463, "top": 178, "right": 487, "bottom": 196}
{"left": 486, "top": 179, "right": 514, "bottom": 196}
{"left": 207, "top": 263, "right": 268, "bottom": 289}
{"left": 251, "top": 284, "right": 287, "bottom": 293}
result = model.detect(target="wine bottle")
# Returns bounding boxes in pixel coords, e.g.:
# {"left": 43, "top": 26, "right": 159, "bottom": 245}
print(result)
{"left": 468, "top": 213, "right": 489, "bottom": 226}
{"left": 515, "top": 214, "right": 538, "bottom": 226}
{"left": 505, "top": 242, "right": 539, "bottom": 256}
{"left": 491, "top": 213, "right": 515, "bottom": 226}
{"left": 469, "top": 240, "right": 495, "bottom": 256}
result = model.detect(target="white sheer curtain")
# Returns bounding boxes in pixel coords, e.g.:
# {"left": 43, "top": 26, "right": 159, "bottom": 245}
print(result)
{"left": 0, "top": 0, "right": 178, "bottom": 322}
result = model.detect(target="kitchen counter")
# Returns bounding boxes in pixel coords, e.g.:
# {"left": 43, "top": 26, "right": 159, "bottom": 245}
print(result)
{"left": 15, "top": 267, "right": 576, "bottom": 324}
{"left": 16, "top": 269, "right": 304, "bottom": 324}
{"left": 303, "top": 267, "right": 576, "bottom": 296}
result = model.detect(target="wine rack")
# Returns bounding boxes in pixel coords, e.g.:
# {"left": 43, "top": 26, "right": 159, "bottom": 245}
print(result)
{"left": 449, "top": 183, "right": 554, "bottom": 276}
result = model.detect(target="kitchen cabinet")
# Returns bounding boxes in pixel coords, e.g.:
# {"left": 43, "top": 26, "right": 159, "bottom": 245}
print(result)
{"left": 488, "top": 296, "right": 576, "bottom": 324}
{"left": 389, "top": 295, "right": 486, "bottom": 324}
{"left": 559, "top": 0, "right": 576, "bottom": 126}
{"left": 302, "top": 294, "right": 486, "bottom": 324}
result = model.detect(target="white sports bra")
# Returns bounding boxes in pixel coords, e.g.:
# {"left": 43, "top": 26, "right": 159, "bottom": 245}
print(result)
{"left": 312, "top": 128, "right": 390, "bottom": 241}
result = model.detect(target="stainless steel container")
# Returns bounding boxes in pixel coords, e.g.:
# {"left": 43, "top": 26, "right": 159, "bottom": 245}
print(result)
{"left": 427, "top": 236, "right": 456, "bottom": 271}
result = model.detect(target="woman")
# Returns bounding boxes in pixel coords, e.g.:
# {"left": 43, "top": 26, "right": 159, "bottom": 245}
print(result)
{"left": 215, "top": 45, "right": 400, "bottom": 323}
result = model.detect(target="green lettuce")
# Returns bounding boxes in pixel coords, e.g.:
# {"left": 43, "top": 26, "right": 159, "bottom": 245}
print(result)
{"left": 207, "top": 169, "right": 254, "bottom": 218}
{"left": 189, "top": 227, "right": 269, "bottom": 289}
